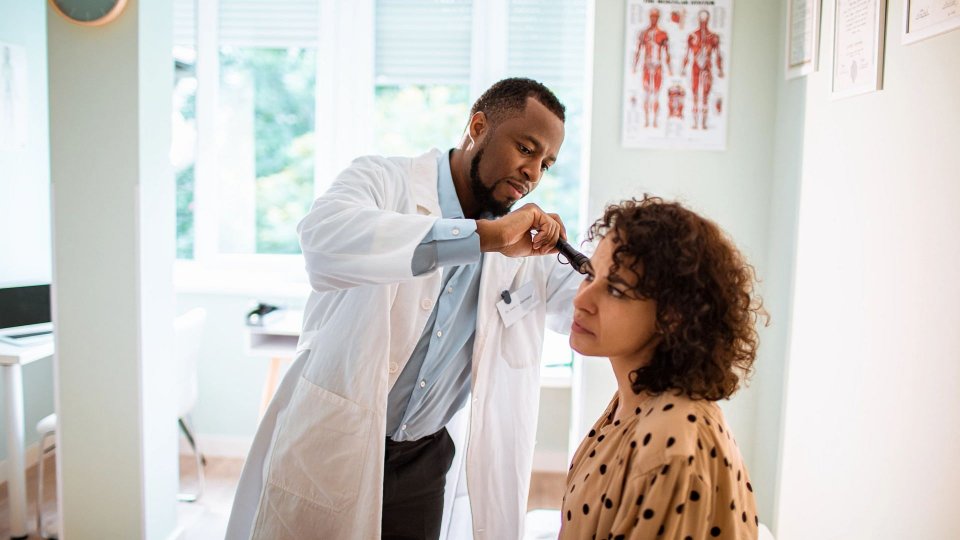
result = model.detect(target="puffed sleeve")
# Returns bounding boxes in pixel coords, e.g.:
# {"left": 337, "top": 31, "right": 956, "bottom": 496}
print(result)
{"left": 607, "top": 455, "right": 718, "bottom": 540}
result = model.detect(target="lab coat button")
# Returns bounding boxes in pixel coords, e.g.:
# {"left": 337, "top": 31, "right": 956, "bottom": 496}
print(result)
{"left": 451, "top": 227, "right": 461, "bottom": 236}
{"left": 446, "top": 286, "right": 454, "bottom": 294}
{"left": 388, "top": 362, "right": 399, "bottom": 373}
{"left": 401, "top": 424, "right": 407, "bottom": 431}
{"left": 419, "top": 380, "right": 426, "bottom": 388}
{"left": 420, "top": 298, "right": 433, "bottom": 310}
{"left": 436, "top": 330, "right": 443, "bottom": 338}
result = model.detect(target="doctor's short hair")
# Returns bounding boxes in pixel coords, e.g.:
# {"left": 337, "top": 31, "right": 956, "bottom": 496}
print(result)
{"left": 470, "top": 78, "right": 566, "bottom": 127}
{"left": 587, "top": 195, "right": 768, "bottom": 401}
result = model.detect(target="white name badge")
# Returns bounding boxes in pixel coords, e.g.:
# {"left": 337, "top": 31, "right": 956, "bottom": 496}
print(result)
{"left": 495, "top": 281, "right": 540, "bottom": 328}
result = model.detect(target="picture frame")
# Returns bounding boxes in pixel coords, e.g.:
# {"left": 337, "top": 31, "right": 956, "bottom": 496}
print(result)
{"left": 831, "top": 0, "right": 886, "bottom": 100}
{"left": 902, "top": 0, "right": 960, "bottom": 44}
{"left": 786, "top": 0, "right": 821, "bottom": 79}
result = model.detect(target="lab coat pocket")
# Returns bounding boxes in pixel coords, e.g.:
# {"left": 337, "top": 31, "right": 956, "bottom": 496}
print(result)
{"left": 497, "top": 301, "right": 544, "bottom": 370}
{"left": 266, "top": 376, "right": 372, "bottom": 512}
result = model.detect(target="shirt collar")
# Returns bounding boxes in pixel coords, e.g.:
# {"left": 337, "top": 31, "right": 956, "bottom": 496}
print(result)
{"left": 437, "top": 149, "right": 466, "bottom": 219}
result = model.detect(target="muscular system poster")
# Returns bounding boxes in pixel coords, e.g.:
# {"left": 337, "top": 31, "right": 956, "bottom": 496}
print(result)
{"left": 621, "top": 0, "right": 733, "bottom": 151}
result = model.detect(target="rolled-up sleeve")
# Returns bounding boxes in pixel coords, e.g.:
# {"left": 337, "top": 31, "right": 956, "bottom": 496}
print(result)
{"left": 411, "top": 218, "right": 480, "bottom": 275}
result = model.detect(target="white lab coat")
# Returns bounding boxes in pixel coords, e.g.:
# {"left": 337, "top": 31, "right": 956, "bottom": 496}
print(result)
{"left": 225, "top": 149, "right": 582, "bottom": 540}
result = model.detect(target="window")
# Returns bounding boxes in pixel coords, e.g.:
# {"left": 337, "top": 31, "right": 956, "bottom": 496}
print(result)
{"left": 173, "top": 3, "right": 589, "bottom": 373}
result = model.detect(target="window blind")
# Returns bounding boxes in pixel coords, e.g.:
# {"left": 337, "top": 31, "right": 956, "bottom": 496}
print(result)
{"left": 375, "top": 0, "right": 473, "bottom": 85}
{"left": 219, "top": 0, "right": 320, "bottom": 48}
{"left": 507, "top": 0, "right": 586, "bottom": 88}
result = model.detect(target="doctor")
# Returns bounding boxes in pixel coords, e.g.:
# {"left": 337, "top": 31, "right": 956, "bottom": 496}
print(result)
{"left": 226, "top": 78, "right": 583, "bottom": 540}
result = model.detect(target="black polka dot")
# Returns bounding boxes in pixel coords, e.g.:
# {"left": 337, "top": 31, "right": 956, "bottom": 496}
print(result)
{"left": 661, "top": 465, "right": 670, "bottom": 475}
{"left": 589, "top": 429, "right": 596, "bottom": 437}
{"left": 719, "top": 424, "right": 724, "bottom": 433}
{"left": 710, "top": 447, "right": 717, "bottom": 458}
{"left": 643, "top": 433, "right": 652, "bottom": 446}
{"left": 676, "top": 503, "right": 684, "bottom": 514}
{"left": 636, "top": 494, "right": 644, "bottom": 505}
{"left": 614, "top": 419, "right": 621, "bottom": 426}
{"left": 614, "top": 536, "right": 625, "bottom": 540}
{"left": 755, "top": 515, "right": 759, "bottom": 525}
{"left": 643, "top": 509, "right": 655, "bottom": 520}
{"left": 631, "top": 440, "right": 637, "bottom": 449}
{"left": 747, "top": 482, "right": 753, "bottom": 492}
{"left": 600, "top": 464, "right": 607, "bottom": 474}
{"left": 634, "top": 518, "right": 639, "bottom": 526}
{"left": 742, "top": 511, "right": 747, "bottom": 522}
{"left": 663, "top": 403, "right": 674, "bottom": 411}
{"left": 687, "top": 414, "right": 697, "bottom": 422}
{"left": 711, "top": 526, "right": 721, "bottom": 537}
{"left": 605, "top": 498, "right": 613, "bottom": 509}
{"left": 697, "top": 439, "right": 703, "bottom": 450}
{"left": 666, "top": 437, "right": 676, "bottom": 448}
{"left": 705, "top": 418, "right": 711, "bottom": 426}
{"left": 650, "top": 475, "right": 657, "bottom": 486}
{"left": 730, "top": 500, "right": 736, "bottom": 510}
{"left": 585, "top": 473, "right": 590, "bottom": 481}
{"left": 566, "top": 510, "right": 571, "bottom": 521}
{"left": 601, "top": 493, "right": 606, "bottom": 502}
{"left": 685, "top": 537, "right": 693, "bottom": 540}
{"left": 598, "top": 434, "right": 606, "bottom": 442}
{"left": 657, "top": 524, "right": 665, "bottom": 536}
{"left": 724, "top": 457, "right": 730, "bottom": 467}
{"left": 737, "top": 470, "right": 741, "bottom": 481}
{"left": 583, "top": 504, "right": 590, "bottom": 515}
{"left": 687, "top": 455, "right": 694, "bottom": 465}
{"left": 572, "top": 484, "right": 576, "bottom": 492}
{"left": 635, "top": 407, "right": 641, "bottom": 415}
{"left": 690, "top": 490, "right": 700, "bottom": 501}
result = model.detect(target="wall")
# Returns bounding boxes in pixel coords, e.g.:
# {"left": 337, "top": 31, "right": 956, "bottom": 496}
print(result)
{"left": 581, "top": 0, "right": 783, "bottom": 518}
{"left": 0, "top": 0, "right": 56, "bottom": 463}
{"left": 774, "top": 0, "right": 960, "bottom": 538}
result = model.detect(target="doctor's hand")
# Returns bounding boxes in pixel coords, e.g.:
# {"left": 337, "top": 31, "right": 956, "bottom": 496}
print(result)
{"left": 476, "top": 203, "right": 567, "bottom": 258}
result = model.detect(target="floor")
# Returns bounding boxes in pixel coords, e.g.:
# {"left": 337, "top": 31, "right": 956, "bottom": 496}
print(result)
{"left": 0, "top": 454, "right": 565, "bottom": 539}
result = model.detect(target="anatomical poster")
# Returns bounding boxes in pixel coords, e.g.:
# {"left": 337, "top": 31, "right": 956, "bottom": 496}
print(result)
{"left": 621, "top": 0, "right": 733, "bottom": 151}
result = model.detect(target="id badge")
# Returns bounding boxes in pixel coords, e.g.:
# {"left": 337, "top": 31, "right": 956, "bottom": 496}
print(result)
{"left": 495, "top": 281, "right": 540, "bottom": 328}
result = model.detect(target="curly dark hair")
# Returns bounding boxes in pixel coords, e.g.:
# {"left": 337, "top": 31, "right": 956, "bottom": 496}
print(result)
{"left": 586, "top": 195, "right": 768, "bottom": 401}
{"left": 470, "top": 77, "right": 566, "bottom": 126}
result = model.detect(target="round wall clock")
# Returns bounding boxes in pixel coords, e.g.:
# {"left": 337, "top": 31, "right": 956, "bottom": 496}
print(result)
{"left": 49, "top": 0, "right": 129, "bottom": 27}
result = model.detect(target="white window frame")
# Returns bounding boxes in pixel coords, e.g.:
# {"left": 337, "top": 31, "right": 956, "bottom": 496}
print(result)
{"left": 175, "top": 0, "right": 590, "bottom": 298}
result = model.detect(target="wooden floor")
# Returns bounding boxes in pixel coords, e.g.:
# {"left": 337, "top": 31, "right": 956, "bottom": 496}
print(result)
{"left": 0, "top": 454, "right": 565, "bottom": 539}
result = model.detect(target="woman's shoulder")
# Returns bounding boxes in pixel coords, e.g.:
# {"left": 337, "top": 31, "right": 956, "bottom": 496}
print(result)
{"left": 625, "top": 393, "right": 733, "bottom": 475}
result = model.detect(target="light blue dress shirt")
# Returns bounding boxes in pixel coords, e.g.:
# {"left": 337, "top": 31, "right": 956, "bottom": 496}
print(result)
{"left": 385, "top": 150, "right": 484, "bottom": 441}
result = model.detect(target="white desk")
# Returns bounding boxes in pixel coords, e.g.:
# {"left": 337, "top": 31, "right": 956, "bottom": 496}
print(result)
{"left": 243, "top": 311, "right": 302, "bottom": 417}
{"left": 0, "top": 340, "right": 54, "bottom": 540}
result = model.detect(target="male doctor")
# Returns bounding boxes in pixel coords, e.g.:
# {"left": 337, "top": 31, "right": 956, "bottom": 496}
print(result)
{"left": 226, "top": 78, "right": 583, "bottom": 540}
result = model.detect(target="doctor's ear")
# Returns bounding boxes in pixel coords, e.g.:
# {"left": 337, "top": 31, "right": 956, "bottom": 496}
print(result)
{"left": 466, "top": 111, "right": 489, "bottom": 150}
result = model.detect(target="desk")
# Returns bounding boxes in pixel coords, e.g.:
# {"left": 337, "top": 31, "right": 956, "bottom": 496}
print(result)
{"left": 0, "top": 340, "right": 54, "bottom": 540}
{"left": 243, "top": 310, "right": 302, "bottom": 417}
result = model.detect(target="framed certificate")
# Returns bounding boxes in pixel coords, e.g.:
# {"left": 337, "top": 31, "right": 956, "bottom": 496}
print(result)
{"left": 786, "top": 0, "right": 821, "bottom": 79}
{"left": 902, "top": 0, "right": 960, "bottom": 44}
{"left": 831, "top": 0, "right": 886, "bottom": 99}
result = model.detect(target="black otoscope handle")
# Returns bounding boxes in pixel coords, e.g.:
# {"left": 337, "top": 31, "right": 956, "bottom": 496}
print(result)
{"left": 555, "top": 238, "right": 591, "bottom": 274}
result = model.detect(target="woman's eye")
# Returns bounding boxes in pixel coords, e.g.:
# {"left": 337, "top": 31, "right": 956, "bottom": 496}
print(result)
{"left": 583, "top": 274, "right": 594, "bottom": 282}
{"left": 518, "top": 144, "right": 531, "bottom": 155}
{"left": 608, "top": 287, "right": 625, "bottom": 298}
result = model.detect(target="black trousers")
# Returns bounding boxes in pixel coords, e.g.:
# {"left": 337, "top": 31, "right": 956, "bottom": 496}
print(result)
{"left": 381, "top": 428, "right": 456, "bottom": 540}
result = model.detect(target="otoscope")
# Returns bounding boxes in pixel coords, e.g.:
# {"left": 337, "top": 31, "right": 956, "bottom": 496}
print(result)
{"left": 555, "top": 237, "right": 591, "bottom": 274}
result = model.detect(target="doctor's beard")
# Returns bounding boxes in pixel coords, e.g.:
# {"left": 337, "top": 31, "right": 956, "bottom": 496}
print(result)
{"left": 469, "top": 148, "right": 513, "bottom": 218}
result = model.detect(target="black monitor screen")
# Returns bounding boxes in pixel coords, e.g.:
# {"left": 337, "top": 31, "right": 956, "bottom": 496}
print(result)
{"left": 0, "top": 285, "right": 52, "bottom": 329}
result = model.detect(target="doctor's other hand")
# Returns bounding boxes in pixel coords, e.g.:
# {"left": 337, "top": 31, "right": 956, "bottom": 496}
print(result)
{"left": 477, "top": 203, "right": 567, "bottom": 258}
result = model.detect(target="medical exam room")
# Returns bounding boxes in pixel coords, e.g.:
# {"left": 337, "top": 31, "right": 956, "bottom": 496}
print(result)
{"left": 0, "top": 0, "right": 957, "bottom": 538}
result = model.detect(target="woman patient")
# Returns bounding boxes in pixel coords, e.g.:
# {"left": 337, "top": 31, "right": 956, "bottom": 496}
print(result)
{"left": 561, "top": 196, "right": 766, "bottom": 539}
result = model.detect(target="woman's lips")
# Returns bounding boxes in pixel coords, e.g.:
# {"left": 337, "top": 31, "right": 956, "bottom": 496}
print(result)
{"left": 571, "top": 320, "right": 593, "bottom": 335}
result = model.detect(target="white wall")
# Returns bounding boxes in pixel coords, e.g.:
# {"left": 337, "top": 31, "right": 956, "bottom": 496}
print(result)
{"left": 0, "top": 0, "right": 57, "bottom": 464}
{"left": 580, "top": 0, "right": 784, "bottom": 519}
{"left": 47, "top": 0, "right": 178, "bottom": 537}
{"left": 774, "top": 0, "right": 960, "bottom": 538}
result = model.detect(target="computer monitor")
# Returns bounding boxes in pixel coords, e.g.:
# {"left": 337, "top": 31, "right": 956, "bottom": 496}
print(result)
{"left": 0, "top": 284, "right": 53, "bottom": 345}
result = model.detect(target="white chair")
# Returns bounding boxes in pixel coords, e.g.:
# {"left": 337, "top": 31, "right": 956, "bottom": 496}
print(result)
{"left": 35, "top": 413, "right": 58, "bottom": 539}
{"left": 176, "top": 308, "right": 207, "bottom": 502}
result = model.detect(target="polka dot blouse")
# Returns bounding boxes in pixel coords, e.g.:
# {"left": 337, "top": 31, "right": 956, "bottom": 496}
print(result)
{"left": 559, "top": 392, "right": 758, "bottom": 540}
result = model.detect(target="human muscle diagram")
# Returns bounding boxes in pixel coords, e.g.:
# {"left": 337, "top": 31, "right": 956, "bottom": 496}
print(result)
{"left": 622, "top": 0, "right": 733, "bottom": 150}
